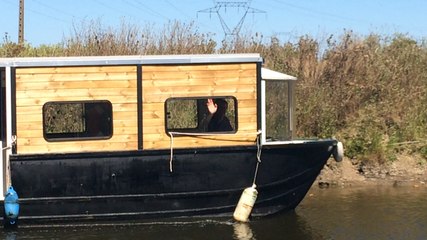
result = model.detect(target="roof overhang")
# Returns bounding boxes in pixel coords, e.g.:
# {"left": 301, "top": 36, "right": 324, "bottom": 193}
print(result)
{"left": 261, "top": 67, "right": 297, "bottom": 81}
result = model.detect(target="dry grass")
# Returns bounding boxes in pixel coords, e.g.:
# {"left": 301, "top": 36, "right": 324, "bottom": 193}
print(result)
{"left": 1, "top": 22, "right": 426, "bottom": 163}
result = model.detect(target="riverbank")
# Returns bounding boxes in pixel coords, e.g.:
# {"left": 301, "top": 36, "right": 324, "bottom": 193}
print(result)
{"left": 316, "top": 154, "right": 427, "bottom": 188}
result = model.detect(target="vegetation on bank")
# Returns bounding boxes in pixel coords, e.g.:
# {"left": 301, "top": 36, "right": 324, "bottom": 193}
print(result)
{"left": 1, "top": 21, "right": 426, "bottom": 164}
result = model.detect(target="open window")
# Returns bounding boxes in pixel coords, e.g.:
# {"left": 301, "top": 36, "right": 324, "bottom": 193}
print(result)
{"left": 43, "top": 100, "right": 113, "bottom": 141}
{"left": 165, "top": 97, "right": 237, "bottom": 134}
{"left": 261, "top": 68, "right": 297, "bottom": 143}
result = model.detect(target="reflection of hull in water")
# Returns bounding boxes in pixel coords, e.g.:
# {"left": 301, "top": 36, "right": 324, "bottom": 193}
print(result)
{"left": 8, "top": 140, "right": 335, "bottom": 225}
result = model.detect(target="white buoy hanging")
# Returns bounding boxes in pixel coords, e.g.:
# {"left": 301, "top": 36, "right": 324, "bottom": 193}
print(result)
{"left": 233, "top": 132, "right": 262, "bottom": 222}
{"left": 233, "top": 184, "right": 258, "bottom": 222}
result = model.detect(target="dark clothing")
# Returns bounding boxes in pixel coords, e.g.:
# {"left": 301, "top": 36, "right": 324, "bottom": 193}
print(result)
{"left": 207, "top": 114, "right": 233, "bottom": 132}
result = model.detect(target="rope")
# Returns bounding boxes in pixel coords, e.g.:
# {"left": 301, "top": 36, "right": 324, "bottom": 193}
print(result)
{"left": 169, "top": 132, "right": 175, "bottom": 172}
{"left": 1, "top": 136, "right": 16, "bottom": 151}
{"left": 168, "top": 131, "right": 257, "bottom": 142}
{"left": 252, "top": 131, "right": 262, "bottom": 186}
{"left": 168, "top": 131, "right": 262, "bottom": 173}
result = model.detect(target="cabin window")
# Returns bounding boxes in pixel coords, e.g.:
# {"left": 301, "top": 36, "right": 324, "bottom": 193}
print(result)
{"left": 43, "top": 101, "right": 113, "bottom": 141}
{"left": 165, "top": 97, "right": 237, "bottom": 134}
{"left": 265, "top": 80, "right": 293, "bottom": 141}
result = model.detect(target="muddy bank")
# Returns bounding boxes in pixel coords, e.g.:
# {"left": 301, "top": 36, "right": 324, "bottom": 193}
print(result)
{"left": 316, "top": 154, "right": 427, "bottom": 188}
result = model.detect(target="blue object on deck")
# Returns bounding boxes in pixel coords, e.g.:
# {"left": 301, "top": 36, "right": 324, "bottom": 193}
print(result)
{"left": 4, "top": 186, "right": 19, "bottom": 225}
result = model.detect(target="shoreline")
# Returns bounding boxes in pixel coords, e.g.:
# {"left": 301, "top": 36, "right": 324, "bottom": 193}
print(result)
{"left": 315, "top": 155, "right": 427, "bottom": 188}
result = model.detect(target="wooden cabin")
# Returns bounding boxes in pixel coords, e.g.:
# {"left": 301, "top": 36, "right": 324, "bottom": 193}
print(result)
{"left": 5, "top": 54, "right": 263, "bottom": 155}
{"left": 0, "top": 54, "right": 273, "bottom": 155}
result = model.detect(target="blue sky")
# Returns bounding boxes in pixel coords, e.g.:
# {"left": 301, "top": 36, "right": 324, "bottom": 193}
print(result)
{"left": 2, "top": 0, "right": 427, "bottom": 46}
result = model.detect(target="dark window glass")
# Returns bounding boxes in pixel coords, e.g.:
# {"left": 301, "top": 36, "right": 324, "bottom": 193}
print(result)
{"left": 265, "top": 81, "right": 291, "bottom": 140}
{"left": 165, "top": 97, "right": 237, "bottom": 134}
{"left": 43, "top": 101, "right": 113, "bottom": 141}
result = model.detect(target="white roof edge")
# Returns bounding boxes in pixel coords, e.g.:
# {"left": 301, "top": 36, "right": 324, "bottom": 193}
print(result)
{"left": 261, "top": 67, "right": 297, "bottom": 81}
{"left": 0, "top": 53, "right": 263, "bottom": 67}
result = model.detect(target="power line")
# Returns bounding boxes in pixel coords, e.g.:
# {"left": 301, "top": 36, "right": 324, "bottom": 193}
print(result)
{"left": 32, "top": 0, "right": 76, "bottom": 18}
{"left": 12, "top": 0, "right": 73, "bottom": 44}
{"left": 271, "top": 0, "right": 360, "bottom": 23}
{"left": 129, "top": 0, "right": 170, "bottom": 20}
{"left": 162, "top": 0, "right": 219, "bottom": 33}
{"left": 23, "top": 1, "right": 69, "bottom": 23}
{"left": 92, "top": 0, "right": 131, "bottom": 17}
{"left": 165, "top": 0, "right": 194, "bottom": 20}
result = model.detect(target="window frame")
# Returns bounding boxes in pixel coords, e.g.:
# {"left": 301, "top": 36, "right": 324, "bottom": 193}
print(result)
{"left": 164, "top": 96, "right": 238, "bottom": 135}
{"left": 42, "top": 100, "right": 113, "bottom": 142}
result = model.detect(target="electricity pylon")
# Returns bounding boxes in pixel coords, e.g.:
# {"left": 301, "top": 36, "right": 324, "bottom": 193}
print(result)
{"left": 198, "top": 0, "right": 265, "bottom": 40}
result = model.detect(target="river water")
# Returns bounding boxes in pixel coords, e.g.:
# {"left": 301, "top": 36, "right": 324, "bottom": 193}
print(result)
{"left": 1, "top": 185, "right": 426, "bottom": 240}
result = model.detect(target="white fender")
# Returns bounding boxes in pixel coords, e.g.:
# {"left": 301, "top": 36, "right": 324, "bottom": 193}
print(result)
{"left": 333, "top": 141, "right": 344, "bottom": 162}
{"left": 233, "top": 184, "right": 258, "bottom": 222}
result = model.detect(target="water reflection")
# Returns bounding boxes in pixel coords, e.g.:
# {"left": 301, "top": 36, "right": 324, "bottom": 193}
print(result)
{"left": 231, "top": 212, "right": 321, "bottom": 240}
{"left": 249, "top": 212, "right": 325, "bottom": 240}
{"left": 296, "top": 185, "right": 427, "bottom": 240}
{"left": 233, "top": 223, "right": 255, "bottom": 240}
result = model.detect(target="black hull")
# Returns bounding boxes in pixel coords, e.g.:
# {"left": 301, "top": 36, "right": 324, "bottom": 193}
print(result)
{"left": 7, "top": 140, "right": 336, "bottom": 225}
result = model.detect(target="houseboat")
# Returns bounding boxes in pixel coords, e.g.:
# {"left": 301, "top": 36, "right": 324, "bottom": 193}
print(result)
{"left": 0, "top": 54, "right": 343, "bottom": 226}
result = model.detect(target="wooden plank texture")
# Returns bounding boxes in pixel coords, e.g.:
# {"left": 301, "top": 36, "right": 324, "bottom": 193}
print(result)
{"left": 141, "top": 63, "right": 258, "bottom": 150}
{"left": 15, "top": 66, "right": 138, "bottom": 154}
{"left": 14, "top": 62, "right": 259, "bottom": 154}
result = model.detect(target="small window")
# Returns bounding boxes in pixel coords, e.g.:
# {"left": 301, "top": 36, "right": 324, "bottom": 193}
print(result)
{"left": 265, "top": 81, "right": 291, "bottom": 140}
{"left": 43, "top": 101, "right": 113, "bottom": 141}
{"left": 165, "top": 97, "right": 237, "bottom": 134}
